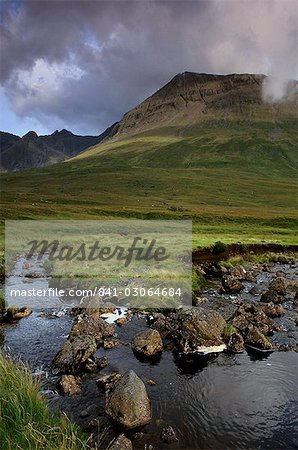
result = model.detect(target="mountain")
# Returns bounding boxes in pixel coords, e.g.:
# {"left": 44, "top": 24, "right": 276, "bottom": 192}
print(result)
{"left": 75, "top": 72, "right": 297, "bottom": 175}
{"left": 101, "top": 72, "right": 297, "bottom": 141}
{"left": 1, "top": 72, "right": 297, "bottom": 245}
{"left": 0, "top": 128, "right": 111, "bottom": 172}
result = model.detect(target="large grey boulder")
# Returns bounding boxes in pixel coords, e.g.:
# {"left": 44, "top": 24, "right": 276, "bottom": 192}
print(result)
{"left": 105, "top": 370, "right": 151, "bottom": 429}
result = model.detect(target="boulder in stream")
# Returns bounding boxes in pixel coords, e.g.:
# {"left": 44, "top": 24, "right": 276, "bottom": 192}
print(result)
{"left": 105, "top": 370, "right": 151, "bottom": 429}
{"left": 108, "top": 434, "right": 133, "bottom": 450}
{"left": 227, "top": 332, "right": 245, "bottom": 353}
{"left": 160, "top": 425, "right": 178, "bottom": 443}
{"left": 131, "top": 329, "right": 163, "bottom": 357}
{"left": 245, "top": 326, "right": 274, "bottom": 350}
{"left": 53, "top": 335, "right": 97, "bottom": 373}
{"left": 173, "top": 307, "right": 226, "bottom": 351}
{"left": 260, "top": 290, "right": 280, "bottom": 304}
{"left": 96, "top": 372, "right": 122, "bottom": 391}
{"left": 222, "top": 275, "right": 243, "bottom": 293}
{"left": 69, "top": 314, "right": 114, "bottom": 345}
{"left": 269, "top": 277, "right": 288, "bottom": 296}
{"left": 262, "top": 302, "right": 285, "bottom": 318}
{"left": 5, "top": 306, "right": 32, "bottom": 321}
{"left": 232, "top": 303, "right": 277, "bottom": 336}
{"left": 58, "top": 374, "right": 82, "bottom": 396}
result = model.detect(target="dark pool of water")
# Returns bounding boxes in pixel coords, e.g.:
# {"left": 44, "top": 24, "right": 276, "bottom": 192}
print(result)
{"left": 2, "top": 313, "right": 298, "bottom": 450}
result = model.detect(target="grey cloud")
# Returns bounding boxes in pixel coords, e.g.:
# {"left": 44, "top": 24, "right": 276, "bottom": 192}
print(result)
{"left": 0, "top": 0, "right": 297, "bottom": 135}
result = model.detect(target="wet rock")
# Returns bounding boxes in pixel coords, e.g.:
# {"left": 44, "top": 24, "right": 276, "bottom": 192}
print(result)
{"left": 269, "top": 277, "right": 288, "bottom": 295}
{"left": 160, "top": 426, "right": 178, "bottom": 444}
{"left": 131, "top": 329, "right": 163, "bottom": 357}
{"left": 53, "top": 335, "right": 97, "bottom": 373}
{"left": 115, "top": 316, "right": 128, "bottom": 326}
{"left": 260, "top": 290, "right": 280, "bottom": 304}
{"left": 229, "top": 265, "right": 246, "bottom": 280}
{"left": 105, "top": 370, "right": 151, "bottom": 429}
{"left": 131, "top": 431, "right": 144, "bottom": 440}
{"left": 85, "top": 356, "right": 108, "bottom": 373}
{"left": 58, "top": 374, "right": 82, "bottom": 396}
{"left": 276, "top": 270, "right": 285, "bottom": 277}
{"left": 173, "top": 307, "right": 226, "bottom": 351}
{"left": 232, "top": 314, "right": 250, "bottom": 333}
{"left": 71, "top": 297, "right": 117, "bottom": 318}
{"left": 108, "top": 435, "right": 133, "bottom": 450}
{"left": 104, "top": 339, "right": 121, "bottom": 350}
{"left": 96, "top": 372, "right": 122, "bottom": 391}
{"left": 69, "top": 314, "right": 114, "bottom": 345}
{"left": 193, "top": 296, "right": 208, "bottom": 306}
{"left": 227, "top": 333, "right": 245, "bottom": 353}
{"left": 222, "top": 275, "right": 243, "bottom": 293}
{"left": 148, "top": 312, "right": 167, "bottom": 331}
{"left": 5, "top": 306, "right": 32, "bottom": 321}
{"left": 245, "top": 326, "right": 274, "bottom": 350}
{"left": 262, "top": 302, "right": 285, "bottom": 318}
{"left": 24, "top": 271, "right": 43, "bottom": 278}
{"left": 249, "top": 286, "right": 261, "bottom": 296}
{"left": 245, "top": 272, "right": 255, "bottom": 282}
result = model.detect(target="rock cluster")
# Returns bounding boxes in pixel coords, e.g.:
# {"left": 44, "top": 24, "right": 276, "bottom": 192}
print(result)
{"left": 53, "top": 313, "right": 115, "bottom": 374}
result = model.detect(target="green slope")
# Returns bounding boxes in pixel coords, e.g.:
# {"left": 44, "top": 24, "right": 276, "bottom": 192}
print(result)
{"left": 1, "top": 114, "right": 297, "bottom": 250}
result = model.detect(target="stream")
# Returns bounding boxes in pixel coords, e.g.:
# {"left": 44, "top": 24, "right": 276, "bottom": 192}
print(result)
{"left": 1, "top": 259, "right": 298, "bottom": 449}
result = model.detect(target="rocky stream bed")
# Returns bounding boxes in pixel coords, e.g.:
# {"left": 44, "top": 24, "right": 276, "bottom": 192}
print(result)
{"left": 1, "top": 255, "right": 298, "bottom": 449}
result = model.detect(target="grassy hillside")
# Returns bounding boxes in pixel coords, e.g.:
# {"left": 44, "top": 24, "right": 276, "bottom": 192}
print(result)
{"left": 1, "top": 113, "right": 297, "bottom": 250}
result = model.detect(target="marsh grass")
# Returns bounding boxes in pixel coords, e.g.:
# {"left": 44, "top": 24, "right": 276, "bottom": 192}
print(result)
{"left": 219, "top": 251, "right": 297, "bottom": 269}
{"left": 0, "top": 352, "right": 88, "bottom": 450}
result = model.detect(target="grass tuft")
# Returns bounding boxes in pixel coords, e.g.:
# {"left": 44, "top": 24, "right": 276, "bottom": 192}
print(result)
{"left": 0, "top": 352, "right": 88, "bottom": 450}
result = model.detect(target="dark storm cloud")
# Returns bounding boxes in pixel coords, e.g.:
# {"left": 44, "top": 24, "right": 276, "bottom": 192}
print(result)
{"left": 0, "top": 0, "right": 297, "bottom": 135}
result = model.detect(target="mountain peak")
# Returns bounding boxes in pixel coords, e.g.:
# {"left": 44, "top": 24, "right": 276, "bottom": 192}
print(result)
{"left": 22, "top": 131, "right": 38, "bottom": 140}
{"left": 52, "top": 129, "right": 73, "bottom": 137}
{"left": 111, "top": 72, "right": 267, "bottom": 139}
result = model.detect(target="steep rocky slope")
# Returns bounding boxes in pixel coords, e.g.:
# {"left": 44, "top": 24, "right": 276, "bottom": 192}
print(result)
{"left": 105, "top": 72, "right": 296, "bottom": 140}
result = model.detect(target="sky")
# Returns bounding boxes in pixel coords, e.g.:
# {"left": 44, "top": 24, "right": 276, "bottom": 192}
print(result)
{"left": 0, "top": 0, "right": 297, "bottom": 137}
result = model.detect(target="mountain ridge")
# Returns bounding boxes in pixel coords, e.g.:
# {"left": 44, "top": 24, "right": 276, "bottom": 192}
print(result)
{"left": 0, "top": 128, "right": 111, "bottom": 172}
{"left": 1, "top": 72, "right": 297, "bottom": 172}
